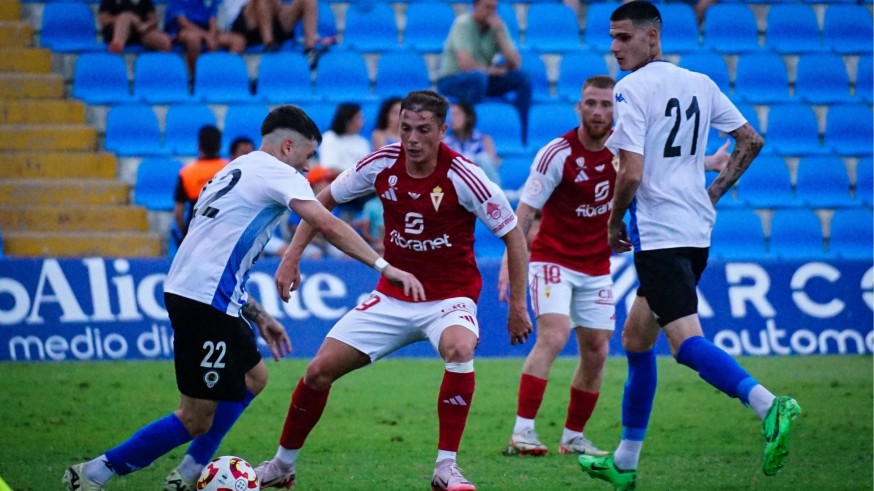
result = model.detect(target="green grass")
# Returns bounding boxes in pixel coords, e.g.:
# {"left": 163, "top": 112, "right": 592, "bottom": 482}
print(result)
{"left": 1, "top": 356, "right": 871, "bottom": 490}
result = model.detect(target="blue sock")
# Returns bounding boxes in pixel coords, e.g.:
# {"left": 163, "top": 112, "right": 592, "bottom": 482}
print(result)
{"left": 105, "top": 414, "right": 192, "bottom": 475}
{"left": 621, "top": 349, "right": 657, "bottom": 442}
{"left": 676, "top": 336, "right": 757, "bottom": 404}
{"left": 186, "top": 391, "right": 255, "bottom": 465}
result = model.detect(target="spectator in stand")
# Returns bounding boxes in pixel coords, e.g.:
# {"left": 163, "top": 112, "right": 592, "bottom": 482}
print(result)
{"left": 444, "top": 101, "right": 501, "bottom": 185}
{"left": 230, "top": 136, "right": 256, "bottom": 161}
{"left": 437, "top": 0, "right": 532, "bottom": 144}
{"left": 356, "top": 196, "right": 384, "bottom": 254}
{"left": 99, "top": 0, "right": 172, "bottom": 54}
{"left": 371, "top": 97, "right": 403, "bottom": 150}
{"left": 172, "top": 125, "right": 227, "bottom": 245}
{"left": 319, "top": 103, "right": 372, "bottom": 174}
{"left": 220, "top": 0, "right": 326, "bottom": 64}
{"left": 164, "top": 0, "right": 246, "bottom": 71}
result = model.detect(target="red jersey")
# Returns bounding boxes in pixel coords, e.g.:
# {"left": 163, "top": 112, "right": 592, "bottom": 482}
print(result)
{"left": 331, "top": 142, "right": 517, "bottom": 302}
{"left": 520, "top": 128, "right": 616, "bottom": 276}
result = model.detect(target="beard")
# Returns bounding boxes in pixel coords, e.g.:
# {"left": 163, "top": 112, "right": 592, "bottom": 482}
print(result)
{"left": 583, "top": 121, "right": 610, "bottom": 140}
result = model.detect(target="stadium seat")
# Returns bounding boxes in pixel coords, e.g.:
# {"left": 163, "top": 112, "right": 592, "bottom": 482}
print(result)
{"left": 768, "top": 209, "right": 826, "bottom": 259}
{"left": 735, "top": 101, "right": 761, "bottom": 133}
{"left": 679, "top": 51, "right": 730, "bottom": 93}
{"left": 856, "top": 55, "right": 873, "bottom": 104}
{"left": 40, "top": 2, "right": 101, "bottom": 52}
{"left": 829, "top": 208, "right": 873, "bottom": 259}
{"left": 710, "top": 209, "right": 767, "bottom": 260}
{"left": 374, "top": 50, "right": 431, "bottom": 98}
{"left": 293, "top": 0, "right": 337, "bottom": 42}
{"left": 256, "top": 52, "right": 318, "bottom": 103}
{"left": 582, "top": 3, "right": 614, "bottom": 52}
{"left": 526, "top": 102, "right": 578, "bottom": 149}
{"left": 735, "top": 156, "right": 800, "bottom": 208}
{"left": 734, "top": 52, "right": 792, "bottom": 104}
{"left": 823, "top": 5, "right": 873, "bottom": 55}
{"left": 71, "top": 53, "right": 133, "bottom": 104}
{"left": 795, "top": 156, "right": 855, "bottom": 208}
{"left": 221, "top": 104, "right": 269, "bottom": 156}
{"left": 474, "top": 220, "right": 505, "bottom": 259}
{"left": 133, "top": 52, "right": 193, "bottom": 104}
{"left": 194, "top": 53, "right": 255, "bottom": 103}
{"left": 343, "top": 2, "right": 400, "bottom": 52}
{"left": 795, "top": 53, "right": 853, "bottom": 105}
{"left": 403, "top": 2, "right": 456, "bottom": 52}
{"left": 824, "top": 104, "right": 874, "bottom": 157}
{"left": 475, "top": 102, "right": 526, "bottom": 156}
{"left": 523, "top": 3, "right": 580, "bottom": 52}
{"left": 134, "top": 158, "right": 184, "bottom": 211}
{"left": 519, "top": 50, "right": 553, "bottom": 102}
{"left": 765, "top": 4, "right": 823, "bottom": 54}
{"left": 498, "top": 154, "right": 534, "bottom": 192}
{"left": 702, "top": 4, "right": 761, "bottom": 54}
{"left": 556, "top": 51, "right": 609, "bottom": 101}
{"left": 298, "top": 101, "right": 336, "bottom": 132}
{"left": 315, "top": 50, "right": 374, "bottom": 101}
{"left": 764, "top": 104, "right": 827, "bottom": 156}
{"left": 104, "top": 104, "right": 168, "bottom": 157}
{"left": 658, "top": 3, "right": 700, "bottom": 54}
{"left": 164, "top": 104, "right": 217, "bottom": 156}
{"left": 855, "top": 157, "right": 872, "bottom": 206}
{"left": 498, "top": 2, "right": 521, "bottom": 45}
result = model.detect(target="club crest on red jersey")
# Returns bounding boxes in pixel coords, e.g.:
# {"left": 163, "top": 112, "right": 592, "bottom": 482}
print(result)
{"left": 430, "top": 186, "right": 444, "bottom": 211}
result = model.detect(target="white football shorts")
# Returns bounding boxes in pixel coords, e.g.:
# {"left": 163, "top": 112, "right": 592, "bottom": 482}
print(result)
{"left": 528, "top": 261, "right": 615, "bottom": 331}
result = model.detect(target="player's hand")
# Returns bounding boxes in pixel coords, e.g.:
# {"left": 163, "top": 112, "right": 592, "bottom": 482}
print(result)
{"left": 497, "top": 256, "right": 510, "bottom": 303}
{"left": 383, "top": 265, "right": 427, "bottom": 302}
{"left": 507, "top": 303, "right": 533, "bottom": 345}
{"left": 707, "top": 139, "right": 731, "bottom": 173}
{"left": 275, "top": 257, "right": 302, "bottom": 302}
{"left": 254, "top": 314, "right": 292, "bottom": 362}
{"left": 608, "top": 219, "right": 632, "bottom": 253}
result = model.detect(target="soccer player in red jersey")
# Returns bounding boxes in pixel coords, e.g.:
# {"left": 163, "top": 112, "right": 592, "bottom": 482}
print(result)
{"left": 257, "top": 90, "right": 534, "bottom": 491}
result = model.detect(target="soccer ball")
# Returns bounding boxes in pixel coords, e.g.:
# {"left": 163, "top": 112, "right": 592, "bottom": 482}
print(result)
{"left": 196, "top": 455, "right": 260, "bottom": 491}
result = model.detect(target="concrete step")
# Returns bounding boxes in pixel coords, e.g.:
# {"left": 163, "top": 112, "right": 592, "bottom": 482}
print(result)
{"left": 0, "top": 124, "right": 97, "bottom": 151}
{"left": 0, "top": 99, "right": 85, "bottom": 124}
{"left": 0, "top": 151, "right": 116, "bottom": 178}
{"left": 0, "top": 179, "right": 130, "bottom": 206}
{"left": 4, "top": 231, "right": 163, "bottom": 257}
{"left": 0, "top": 47, "right": 50, "bottom": 72}
{"left": 0, "top": 0, "right": 21, "bottom": 21}
{"left": 0, "top": 205, "right": 148, "bottom": 232}
{"left": 0, "top": 22, "right": 32, "bottom": 48}
{"left": 0, "top": 73, "right": 64, "bottom": 99}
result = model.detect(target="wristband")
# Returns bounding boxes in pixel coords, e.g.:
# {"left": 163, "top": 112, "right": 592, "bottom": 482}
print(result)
{"left": 373, "top": 257, "right": 389, "bottom": 273}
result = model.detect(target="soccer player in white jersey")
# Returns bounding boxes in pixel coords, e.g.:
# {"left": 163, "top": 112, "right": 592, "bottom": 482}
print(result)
{"left": 63, "top": 105, "right": 424, "bottom": 491}
{"left": 578, "top": 2, "right": 801, "bottom": 489}
{"left": 255, "top": 90, "right": 534, "bottom": 491}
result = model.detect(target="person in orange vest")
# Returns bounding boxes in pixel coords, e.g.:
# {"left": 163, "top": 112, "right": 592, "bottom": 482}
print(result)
{"left": 173, "top": 125, "right": 228, "bottom": 244}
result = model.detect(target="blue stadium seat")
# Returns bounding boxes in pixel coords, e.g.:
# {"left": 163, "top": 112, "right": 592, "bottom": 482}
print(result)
{"left": 825, "top": 104, "right": 874, "bottom": 157}
{"left": 475, "top": 102, "right": 526, "bottom": 156}
{"left": 527, "top": 102, "right": 578, "bottom": 149}
{"left": 829, "top": 209, "right": 873, "bottom": 259}
{"left": 72, "top": 53, "right": 133, "bottom": 104}
{"left": 768, "top": 209, "right": 825, "bottom": 259}
{"left": 498, "top": 3, "right": 521, "bottom": 45}
{"left": 856, "top": 55, "right": 873, "bottom": 104}
{"left": 474, "top": 220, "right": 505, "bottom": 259}
{"left": 734, "top": 52, "right": 792, "bottom": 104}
{"left": 765, "top": 104, "right": 827, "bottom": 156}
{"left": 40, "top": 2, "right": 100, "bottom": 52}
{"left": 298, "top": 101, "right": 336, "bottom": 132}
{"left": 679, "top": 51, "right": 730, "bottom": 93}
{"left": 659, "top": 3, "right": 700, "bottom": 53}
{"left": 403, "top": 2, "right": 455, "bottom": 53}
{"left": 582, "top": 3, "right": 613, "bottom": 52}
{"left": 557, "top": 51, "right": 609, "bottom": 101}
{"left": 795, "top": 53, "right": 852, "bottom": 105}
{"left": 315, "top": 50, "right": 374, "bottom": 101}
{"left": 256, "top": 52, "right": 318, "bottom": 103}
{"left": 704, "top": 102, "right": 760, "bottom": 155}
{"left": 523, "top": 3, "right": 580, "bottom": 52}
{"left": 293, "top": 0, "right": 337, "bottom": 42}
{"left": 795, "top": 156, "right": 855, "bottom": 208}
{"left": 221, "top": 104, "right": 269, "bottom": 156}
{"left": 374, "top": 50, "right": 431, "bottom": 98}
{"left": 702, "top": 4, "right": 761, "bottom": 54}
{"left": 855, "top": 157, "right": 872, "bottom": 206}
{"left": 104, "top": 104, "right": 168, "bottom": 157}
{"left": 194, "top": 53, "right": 255, "bottom": 103}
{"left": 710, "top": 209, "right": 767, "bottom": 260}
{"left": 765, "top": 4, "right": 823, "bottom": 54}
{"left": 823, "top": 5, "right": 873, "bottom": 55}
{"left": 133, "top": 52, "right": 192, "bottom": 104}
{"left": 164, "top": 104, "right": 217, "bottom": 156}
{"left": 343, "top": 2, "right": 400, "bottom": 52}
{"left": 736, "top": 156, "right": 800, "bottom": 208}
{"left": 519, "top": 49, "right": 553, "bottom": 102}
{"left": 134, "top": 158, "right": 184, "bottom": 211}
{"left": 498, "top": 154, "right": 534, "bottom": 192}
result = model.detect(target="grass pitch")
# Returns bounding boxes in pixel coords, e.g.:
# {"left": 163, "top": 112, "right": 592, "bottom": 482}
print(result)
{"left": 0, "top": 356, "right": 870, "bottom": 490}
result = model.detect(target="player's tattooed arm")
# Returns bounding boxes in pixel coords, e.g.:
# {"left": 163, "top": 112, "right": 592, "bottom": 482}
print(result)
{"left": 241, "top": 298, "right": 265, "bottom": 322}
{"left": 708, "top": 123, "right": 763, "bottom": 205}
{"left": 242, "top": 298, "right": 292, "bottom": 361}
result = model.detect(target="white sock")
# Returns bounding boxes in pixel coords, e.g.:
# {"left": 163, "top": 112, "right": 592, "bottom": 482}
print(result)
{"left": 275, "top": 446, "right": 299, "bottom": 466}
{"left": 436, "top": 450, "right": 456, "bottom": 463}
{"left": 613, "top": 440, "right": 642, "bottom": 471}
{"left": 513, "top": 416, "right": 535, "bottom": 434}
{"left": 748, "top": 385, "right": 776, "bottom": 420}
{"left": 177, "top": 454, "right": 203, "bottom": 482}
{"left": 561, "top": 427, "right": 582, "bottom": 443}
{"left": 84, "top": 455, "right": 115, "bottom": 485}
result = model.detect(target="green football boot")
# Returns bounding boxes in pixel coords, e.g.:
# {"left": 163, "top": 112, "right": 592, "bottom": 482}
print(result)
{"left": 762, "top": 395, "right": 801, "bottom": 476}
{"left": 578, "top": 455, "right": 637, "bottom": 491}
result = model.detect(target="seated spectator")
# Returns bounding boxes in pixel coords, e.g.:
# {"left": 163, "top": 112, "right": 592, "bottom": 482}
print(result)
{"left": 172, "top": 125, "right": 227, "bottom": 245}
{"left": 444, "top": 102, "right": 501, "bottom": 185}
{"left": 229, "top": 136, "right": 255, "bottom": 160}
{"left": 164, "top": 0, "right": 245, "bottom": 70}
{"left": 371, "top": 96, "right": 402, "bottom": 150}
{"left": 437, "top": 0, "right": 531, "bottom": 144}
{"left": 319, "top": 102, "right": 371, "bottom": 174}
{"left": 220, "top": 0, "right": 326, "bottom": 64}
{"left": 99, "top": 0, "right": 172, "bottom": 54}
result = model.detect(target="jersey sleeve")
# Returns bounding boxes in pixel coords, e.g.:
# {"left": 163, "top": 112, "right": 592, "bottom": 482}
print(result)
{"left": 330, "top": 150, "right": 388, "bottom": 204}
{"left": 606, "top": 79, "right": 646, "bottom": 156}
{"left": 262, "top": 166, "right": 316, "bottom": 210}
{"left": 452, "top": 160, "right": 518, "bottom": 238}
{"left": 709, "top": 83, "right": 747, "bottom": 134}
{"left": 519, "top": 138, "right": 566, "bottom": 210}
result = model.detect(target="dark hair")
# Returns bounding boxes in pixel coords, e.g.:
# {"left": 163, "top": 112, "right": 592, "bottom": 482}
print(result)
{"left": 375, "top": 97, "right": 403, "bottom": 131}
{"left": 610, "top": 1, "right": 662, "bottom": 29}
{"left": 454, "top": 102, "right": 477, "bottom": 134}
{"left": 198, "top": 125, "right": 221, "bottom": 158}
{"left": 261, "top": 105, "right": 322, "bottom": 144}
{"left": 229, "top": 136, "right": 255, "bottom": 156}
{"left": 583, "top": 75, "right": 616, "bottom": 91}
{"left": 329, "top": 102, "right": 363, "bottom": 135}
{"left": 402, "top": 90, "right": 450, "bottom": 124}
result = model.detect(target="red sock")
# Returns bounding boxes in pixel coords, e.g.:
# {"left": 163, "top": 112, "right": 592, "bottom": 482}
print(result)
{"left": 565, "top": 388, "right": 599, "bottom": 432}
{"left": 437, "top": 370, "right": 475, "bottom": 452}
{"left": 279, "top": 378, "right": 330, "bottom": 449}
{"left": 517, "top": 373, "right": 548, "bottom": 419}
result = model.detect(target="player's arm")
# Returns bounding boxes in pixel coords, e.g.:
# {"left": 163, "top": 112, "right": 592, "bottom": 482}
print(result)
{"left": 498, "top": 201, "right": 537, "bottom": 302}
{"left": 241, "top": 297, "right": 291, "bottom": 361}
{"left": 704, "top": 139, "right": 731, "bottom": 173}
{"left": 708, "top": 123, "right": 764, "bottom": 205}
{"left": 608, "top": 149, "right": 643, "bottom": 253}
{"left": 502, "top": 226, "right": 533, "bottom": 345}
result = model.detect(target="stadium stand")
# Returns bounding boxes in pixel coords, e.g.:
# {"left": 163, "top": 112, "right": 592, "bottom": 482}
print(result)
{"left": 764, "top": 4, "right": 823, "bottom": 54}
{"left": 519, "top": 49, "right": 553, "bottom": 102}
{"left": 795, "top": 156, "right": 855, "bottom": 209}
{"left": 824, "top": 104, "right": 874, "bottom": 157}
{"left": 104, "top": 104, "right": 168, "bottom": 157}
{"left": 194, "top": 52, "right": 256, "bottom": 103}
{"left": 734, "top": 52, "right": 793, "bottom": 104}
{"left": 526, "top": 102, "right": 578, "bottom": 150}
{"left": 133, "top": 52, "right": 193, "bottom": 104}
{"left": 315, "top": 50, "right": 374, "bottom": 101}
{"left": 163, "top": 104, "right": 217, "bottom": 156}
{"left": 556, "top": 51, "right": 609, "bottom": 101}
{"left": 39, "top": 1, "right": 100, "bottom": 53}
{"left": 735, "top": 156, "right": 800, "bottom": 209}
{"left": 221, "top": 104, "right": 269, "bottom": 156}
{"left": 375, "top": 49, "right": 431, "bottom": 98}
{"left": 72, "top": 53, "right": 133, "bottom": 105}
{"left": 658, "top": 3, "right": 700, "bottom": 53}
{"left": 475, "top": 101, "right": 526, "bottom": 156}
{"left": 765, "top": 103, "right": 828, "bottom": 156}
{"left": 769, "top": 209, "right": 826, "bottom": 259}
{"left": 133, "top": 157, "right": 184, "bottom": 212}
{"left": 856, "top": 157, "right": 873, "bottom": 207}
{"left": 256, "top": 52, "right": 319, "bottom": 103}
{"left": 701, "top": 4, "right": 761, "bottom": 54}
{"left": 523, "top": 3, "right": 580, "bottom": 52}
{"left": 343, "top": 2, "right": 400, "bottom": 52}
{"left": 829, "top": 208, "right": 874, "bottom": 259}
{"left": 823, "top": 5, "right": 874, "bottom": 55}
{"left": 679, "top": 51, "right": 730, "bottom": 93}
{"left": 795, "top": 53, "right": 853, "bottom": 105}
{"left": 403, "top": 1, "right": 455, "bottom": 52}
{"left": 710, "top": 209, "right": 767, "bottom": 260}
{"left": 582, "top": 3, "right": 614, "bottom": 52}
{"left": 857, "top": 55, "right": 873, "bottom": 104}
